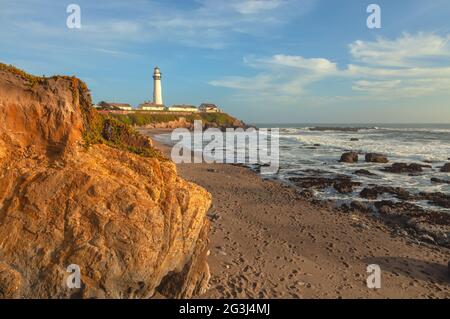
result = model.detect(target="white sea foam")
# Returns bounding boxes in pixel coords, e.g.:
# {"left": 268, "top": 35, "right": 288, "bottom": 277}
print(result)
{"left": 155, "top": 125, "right": 450, "bottom": 212}
{"left": 275, "top": 126, "right": 450, "bottom": 212}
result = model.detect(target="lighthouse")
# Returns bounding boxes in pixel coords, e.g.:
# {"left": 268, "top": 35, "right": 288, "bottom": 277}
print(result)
{"left": 153, "top": 66, "right": 163, "bottom": 105}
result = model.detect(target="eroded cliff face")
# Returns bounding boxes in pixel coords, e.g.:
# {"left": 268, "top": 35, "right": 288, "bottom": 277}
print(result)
{"left": 0, "top": 65, "right": 211, "bottom": 298}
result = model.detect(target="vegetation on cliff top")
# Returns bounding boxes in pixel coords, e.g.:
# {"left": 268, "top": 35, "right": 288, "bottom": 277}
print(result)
{"left": 0, "top": 62, "right": 164, "bottom": 160}
{"left": 0, "top": 63, "right": 89, "bottom": 92}
{"left": 109, "top": 111, "right": 244, "bottom": 128}
{"left": 0, "top": 63, "right": 45, "bottom": 87}
{"left": 74, "top": 84, "right": 165, "bottom": 160}
{"left": 82, "top": 113, "right": 164, "bottom": 159}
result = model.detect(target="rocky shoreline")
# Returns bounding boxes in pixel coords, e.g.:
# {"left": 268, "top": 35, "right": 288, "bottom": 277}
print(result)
{"left": 265, "top": 151, "right": 450, "bottom": 248}
{"left": 147, "top": 135, "right": 450, "bottom": 299}
{"left": 148, "top": 128, "right": 450, "bottom": 250}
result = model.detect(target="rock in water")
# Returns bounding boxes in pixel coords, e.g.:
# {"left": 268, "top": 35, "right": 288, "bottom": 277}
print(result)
{"left": 431, "top": 178, "right": 450, "bottom": 184}
{"left": 0, "top": 64, "right": 212, "bottom": 298}
{"left": 365, "top": 153, "right": 388, "bottom": 163}
{"left": 354, "top": 169, "right": 377, "bottom": 177}
{"left": 333, "top": 180, "right": 354, "bottom": 194}
{"left": 441, "top": 163, "right": 450, "bottom": 173}
{"left": 384, "top": 163, "right": 430, "bottom": 174}
{"left": 360, "top": 188, "right": 379, "bottom": 200}
{"left": 339, "top": 152, "right": 358, "bottom": 163}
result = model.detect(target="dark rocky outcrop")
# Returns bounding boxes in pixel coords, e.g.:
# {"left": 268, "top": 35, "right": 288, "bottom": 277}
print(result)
{"left": 431, "top": 178, "right": 450, "bottom": 184}
{"left": 309, "top": 127, "right": 360, "bottom": 132}
{"left": 371, "top": 200, "right": 450, "bottom": 247}
{"left": 354, "top": 169, "right": 377, "bottom": 177}
{"left": 418, "top": 192, "right": 450, "bottom": 209}
{"left": 440, "top": 163, "right": 450, "bottom": 172}
{"left": 339, "top": 152, "right": 358, "bottom": 163}
{"left": 349, "top": 201, "right": 371, "bottom": 213}
{"left": 365, "top": 153, "right": 389, "bottom": 163}
{"left": 360, "top": 186, "right": 411, "bottom": 200}
{"left": 289, "top": 176, "right": 360, "bottom": 194}
{"left": 383, "top": 163, "right": 431, "bottom": 174}
{"left": 333, "top": 179, "right": 355, "bottom": 194}
{"left": 359, "top": 184, "right": 450, "bottom": 209}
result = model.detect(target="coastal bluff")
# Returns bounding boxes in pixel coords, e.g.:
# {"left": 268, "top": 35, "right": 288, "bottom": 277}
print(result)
{"left": 0, "top": 64, "right": 212, "bottom": 298}
{"left": 105, "top": 110, "right": 249, "bottom": 131}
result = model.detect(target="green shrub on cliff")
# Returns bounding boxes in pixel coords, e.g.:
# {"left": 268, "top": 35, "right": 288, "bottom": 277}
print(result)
{"left": 69, "top": 77, "right": 164, "bottom": 160}
{"left": 81, "top": 112, "right": 164, "bottom": 159}
{"left": 109, "top": 111, "right": 242, "bottom": 128}
{"left": 0, "top": 63, "right": 47, "bottom": 88}
{"left": 199, "top": 112, "right": 239, "bottom": 127}
{"left": 0, "top": 62, "right": 164, "bottom": 159}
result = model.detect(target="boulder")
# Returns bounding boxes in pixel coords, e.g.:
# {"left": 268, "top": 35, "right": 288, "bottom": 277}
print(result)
{"left": 0, "top": 64, "right": 212, "bottom": 299}
{"left": 374, "top": 200, "right": 424, "bottom": 216}
{"left": 360, "top": 188, "right": 379, "bottom": 200}
{"left": 333, "top": 180, "right": 354, "bottom": 194}
{"left": 365, "top": 153, "right": 388, "bottom": 163}
{"left": 431, "top": 178, "right": 450, "bottom": 184}
{"left": 440, "top": 163, "right": 450, "bottom": 173}
{"left": 354, "top": 169, "right": 377, "bottom": 176}
{"left": 360, "top": 186, "right": 411, "bottom": 200}
{"left": 350, "top": 201, "right": 370, "bottom": 213}
{"left": 417, "top": 192, "right": 450, "bottom": 209}
{"left": 384, "top": 163, "right": 430, "bottom": 174}
{"left": 339, "top": 152, "right": 358, "bottom": 163}
{"left": 289, "top": 177, "right": 333, "bottom": 189}
{"left": 289, "top": 176, "right": 360, "bottom": 193}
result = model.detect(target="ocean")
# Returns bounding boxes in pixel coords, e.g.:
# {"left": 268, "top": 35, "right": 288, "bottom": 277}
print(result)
{"left": 154, "top": 123, "right": 450, "bottom": 212}
{"left": 257, "top": 123, "right": 450, "bottom": 212}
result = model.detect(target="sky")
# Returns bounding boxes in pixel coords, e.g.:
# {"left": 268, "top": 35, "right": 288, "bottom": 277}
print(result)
{"left": 1, "top": 0, "right": 450, "bottom": 124}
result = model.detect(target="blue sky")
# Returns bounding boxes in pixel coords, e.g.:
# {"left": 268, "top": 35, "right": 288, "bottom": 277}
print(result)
{"left": 1, "top": 0, "right": 450, "bottom": 123}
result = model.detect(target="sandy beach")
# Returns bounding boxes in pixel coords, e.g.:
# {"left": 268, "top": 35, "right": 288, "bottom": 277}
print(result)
{"left": 142, "top": 128, "right": 450, "bottom": 299}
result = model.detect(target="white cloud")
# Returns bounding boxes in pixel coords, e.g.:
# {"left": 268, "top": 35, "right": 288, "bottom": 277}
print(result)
{"left": 145, "top": 0, "right": 316, "bottom": 49}
{"left": 231, "top": 0, "right": 284, "bottom": 14}
{"left": 346, "top": 33, "right": 450, "bottom": 96}
{"left": 211, "top": 33, "right": 450, "bottom": 99}
{"left": 0, "top": 0, "right": 317, "bottom": 52}
{"left": 210, "top": 74, "right": 273, "bottom": 90}
{"left": 349, "top": 33, "right": 450, "bottom": 67}
{"left": 210, "top": 54, "right": 337, "bottom": 97}
{"left": 249, "top": 54, "right": 338, "bottom": 73}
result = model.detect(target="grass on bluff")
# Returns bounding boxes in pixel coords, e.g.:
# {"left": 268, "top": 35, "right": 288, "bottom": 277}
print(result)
{"left": 81, "top": 110, "right": 165, "bottom": 160}
{"left": 0, "top": 62, "right": 89, "bottom": 92}
{"left": 0, "top": 62, "right": 164, "bottom": 160}
{"left": 110, "top": 111, "right": 240, "bottom": 127}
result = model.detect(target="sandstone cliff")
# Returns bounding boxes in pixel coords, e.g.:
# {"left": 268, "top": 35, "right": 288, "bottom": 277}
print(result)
{"left": 0, "top": 64, "right": 212, "bottom": 298}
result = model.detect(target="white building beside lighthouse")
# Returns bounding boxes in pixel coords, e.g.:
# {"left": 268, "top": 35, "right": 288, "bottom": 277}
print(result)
{"left": 153, "top": 66, "right": 163, "bottom": 105}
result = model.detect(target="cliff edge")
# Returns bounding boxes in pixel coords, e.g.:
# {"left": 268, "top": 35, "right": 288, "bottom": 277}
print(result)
{"left": 0, "top": 64, "right": 212, "bottom": 298}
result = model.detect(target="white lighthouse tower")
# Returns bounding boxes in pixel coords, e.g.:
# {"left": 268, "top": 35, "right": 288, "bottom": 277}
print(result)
{"left": 153, "top": 66, "right": 163, "bottom": 105}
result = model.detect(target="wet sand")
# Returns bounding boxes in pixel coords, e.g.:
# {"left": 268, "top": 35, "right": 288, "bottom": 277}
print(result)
{"left": 143, "top": 128, "right": 450, "bottom": 299}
